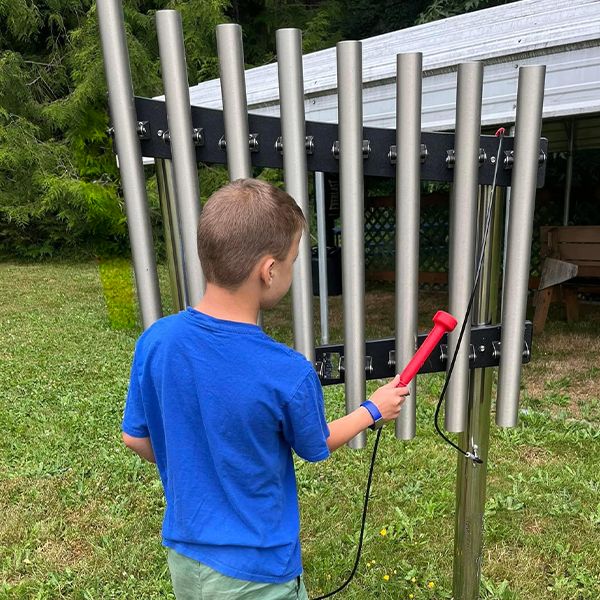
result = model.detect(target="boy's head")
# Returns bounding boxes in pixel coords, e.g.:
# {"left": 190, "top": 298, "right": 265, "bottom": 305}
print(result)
{"left": 197, "top": 179, "right": 307, "bottom": 293}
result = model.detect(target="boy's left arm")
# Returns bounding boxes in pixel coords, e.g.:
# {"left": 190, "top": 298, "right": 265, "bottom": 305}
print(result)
{"left": 123, "top": 433, "right": 156, "bottom": 463}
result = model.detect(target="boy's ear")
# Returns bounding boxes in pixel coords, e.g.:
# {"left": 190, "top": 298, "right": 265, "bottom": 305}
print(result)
{"left": 259, "top": 257, "right": 276, "bottom": 286}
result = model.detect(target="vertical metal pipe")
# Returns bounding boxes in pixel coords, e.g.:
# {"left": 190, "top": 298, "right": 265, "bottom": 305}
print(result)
{"left": 395, "top": 53, "right": 423, "bottom": 441}
{"left": 315, "top": 172, "right": 330, "bottom": 345}
{"left": 453, "top": 186, "right": 503, "bottom": 600}
{"left": 562, "top": 118, "right": 575, "bottom": 226}
{"left": 216, "top": 24, "right": 252, "bottom": 180}
{"left": 497, "top": 66, "right": 546, "bottom": 428}
{"left": 446, "top": 62, "right": 484, "bottom": 433}
{"left": 276, "top": 28, "right": 314, "bottom": 362}
{"left": 337, "top": 41, "right": 366, "bottom": 449}
{"left": 156, "top": 159, "right": 187, "bottom": 312}
{"left": 97, "top": 0, "right": 162, "bottom": 329}
{"left": 156, "top": 10, "right": 204, "bottom": 306}
{"left": 501, "top": 124, "right": 516, "bottom": 297}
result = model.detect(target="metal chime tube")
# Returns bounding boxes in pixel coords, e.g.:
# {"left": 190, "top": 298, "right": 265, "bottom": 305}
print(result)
{"left": 315, "top": 172, "right": 330, "bottom": 345}
{"left": 497, "top": 66, "right": 546, "bottom": 428}
{"left": 453, "top": 186, "right": 504, "bottom": 600}
{"left": 155, "top": 159, "right": 187, "bottom": 313}
{"left": 446, "top": 62, "right": 484, "bottom": 433}
{"left": 216, "top": 24, "right": 252, "bottom": 180}
{"left": 337, "top": 41, "right": 366, "bottom": 449}
{"left": 395, "top": 53, "right": 423, "bottom": 441}
{"left": 97, "top": 0, "right": 161, "bottom": 329}
{"left": 156, "top": 10, "right": 204, "bottom": 306}
{"left": 276, "top": 28, "right": 314, "bottom": 362}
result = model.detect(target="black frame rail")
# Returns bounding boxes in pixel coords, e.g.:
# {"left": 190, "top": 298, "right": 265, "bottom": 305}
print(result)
{"left": 123, "top": 97, "right": 548, "bottom": 187}
{"left": 315, "top": 322, "right": 533, "bottom": 386}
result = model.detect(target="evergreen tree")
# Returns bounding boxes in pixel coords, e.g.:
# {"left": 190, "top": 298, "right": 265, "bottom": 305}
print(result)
{"left": 0, "top": 0, "right": 226, "bottom": 258}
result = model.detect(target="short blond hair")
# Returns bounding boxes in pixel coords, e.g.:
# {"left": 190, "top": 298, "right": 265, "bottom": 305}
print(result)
{"left": 197, "top": 179, "right": 307, "bottom": 289}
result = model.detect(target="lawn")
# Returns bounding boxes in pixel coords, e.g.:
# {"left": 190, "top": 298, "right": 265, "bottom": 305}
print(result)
{"left": 1, "top": 260, "right": 599, "bottom": 599}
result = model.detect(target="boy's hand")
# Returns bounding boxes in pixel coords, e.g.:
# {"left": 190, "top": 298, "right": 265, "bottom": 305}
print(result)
{"left": 369, "top": 374, "right": 409, "bottom": 422}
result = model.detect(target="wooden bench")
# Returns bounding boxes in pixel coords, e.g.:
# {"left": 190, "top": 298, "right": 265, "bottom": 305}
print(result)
{"left": 533, "top": 226, "right": 600, "bottom": 333}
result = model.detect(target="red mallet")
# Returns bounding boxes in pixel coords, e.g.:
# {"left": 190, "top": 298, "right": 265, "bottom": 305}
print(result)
{"left": 396, "top": 310, "right": 458, "bottom": 387}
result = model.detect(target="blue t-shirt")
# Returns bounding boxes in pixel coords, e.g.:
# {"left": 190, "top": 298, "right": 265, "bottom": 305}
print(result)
{"left": 122, "top": 307, "right": 330, "bottom": 583}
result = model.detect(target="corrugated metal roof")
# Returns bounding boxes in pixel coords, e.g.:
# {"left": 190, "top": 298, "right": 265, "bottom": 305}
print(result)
{"left": 177, "top": 0, "right": 600, "bottom": 134}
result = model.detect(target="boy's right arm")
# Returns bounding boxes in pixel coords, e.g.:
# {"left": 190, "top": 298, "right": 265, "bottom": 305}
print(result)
{"left": 326, "top": 374, "right": 408, "bottom": 452}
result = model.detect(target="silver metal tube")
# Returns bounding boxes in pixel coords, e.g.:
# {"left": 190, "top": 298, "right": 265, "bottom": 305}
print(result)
{"left": 97, "top": 0, "right": 162, "bottom": 329}
{"left": 497, "top": 65, "right": 546, "bottom": 428}
{"left": 446, "top": 62, "right": 484, "bottom": 433}
{"left": 315, "top": 172, "right": 329, "bottom": 345}
{"left": 501, "top": 124, "right": 516, "bottom": 297}
{"left": 276, "top": 28, "right": 314, "bottom": 362}
{"left": 337, "top": 41, "right": 366, "bottom": 449}
{"left": 216, "top": 24, "right": 252, "bottom": 180}
{"left": 156, "top": 10, "right": 204, "bottom": 306}
{"left": 453, "top": 186, "right": 503, "bottom": 600}
{"left": 563, "top": 118, "right": 575, "bottom": 226}
{"left": 156, "top": 159, "right": 187, "bottom": 312}
{"left": 395, "top": 53, "right": 423, "bottom": 441}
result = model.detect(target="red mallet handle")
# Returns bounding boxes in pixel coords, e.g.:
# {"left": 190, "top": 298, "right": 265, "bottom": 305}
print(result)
{"left": 396, "top": 310, "right": 458, "bottom": 387}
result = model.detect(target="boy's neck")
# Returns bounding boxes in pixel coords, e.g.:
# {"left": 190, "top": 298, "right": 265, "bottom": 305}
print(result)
{"left": 194, "top": 283, "right": 260, "bottom": 326}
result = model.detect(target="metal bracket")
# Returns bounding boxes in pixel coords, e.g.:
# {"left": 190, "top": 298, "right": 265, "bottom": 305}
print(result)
{"left": 315, "top": 321, "right": 533, "bottom": 386}
{"left": 136, "top": 120, "right": 151, "bottom": 140}
{"left": 504, "top": 148, "right": 547, "bottom": 170}
{"left": 275, "top": 135, "right": 315, "bottom": 155}
{"left": 387, "top": 143, "right": 428, "bottom": 165}
{"left": 445, "top": 148, "right": 486, "bottom": 168}
{"left": 491, "top": 339, "right": 531, "bottom": 360}
{"left": 331, "top": 140, "right": 372, "bottom": 160}
{"left": 217, "top": 133, "right": 260, "bottom": 152}
{"left": 339, "top": 355, "right": 373, "bottom": 374}
{"left": 157, "top": 129, "right": 171, "bottom": 143}
{"left": 249, "top": 133, "right": 260, "bottom": 153}
{"left": 192, "top": 128, "right": 205, "bottom": 146}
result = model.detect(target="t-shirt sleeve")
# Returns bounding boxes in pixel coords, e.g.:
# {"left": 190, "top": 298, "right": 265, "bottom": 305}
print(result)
{"left": 282, "top": 367, "right": 330, "bottom": 462}
{"left": 122, "top": 350, "right": 149, "bottom": 438}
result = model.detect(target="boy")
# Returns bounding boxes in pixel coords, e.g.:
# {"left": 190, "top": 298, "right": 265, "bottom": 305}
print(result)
{"left": 122, "top": 178, "right": 408, "bottom": 599}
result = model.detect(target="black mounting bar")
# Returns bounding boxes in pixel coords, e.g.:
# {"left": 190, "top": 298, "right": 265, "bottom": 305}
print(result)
{"left": 314, "top": 322, "right": 533, "bottom": 386}
{"left": 128, "top": 97, "right": 548, "bottom": 187}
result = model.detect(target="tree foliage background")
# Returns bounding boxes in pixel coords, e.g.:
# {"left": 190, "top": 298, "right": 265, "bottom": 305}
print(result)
{"left": 0, "top": 0, "right": 514, "bottom": 258}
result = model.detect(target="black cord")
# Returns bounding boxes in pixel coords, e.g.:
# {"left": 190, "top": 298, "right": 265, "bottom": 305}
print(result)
{"left": 312, "top": 130, "right": 506, "bottom": 598}
{"left": 311, "top": 427, "right": 383, "bottom": 600}
{"left": 433, "top": 129, "right": 505, "bottom": 463}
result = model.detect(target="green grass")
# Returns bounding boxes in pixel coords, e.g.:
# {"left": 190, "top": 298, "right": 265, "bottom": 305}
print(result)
{"left": 1, "top": 261, "right": 599, "bottom": 598}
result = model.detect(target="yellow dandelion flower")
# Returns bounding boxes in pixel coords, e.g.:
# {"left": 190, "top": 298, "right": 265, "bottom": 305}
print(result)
{"left": 393, "top": 570, "right": 397, "bottom": 575}
{"left": 409, "top": 595, "right": 414, "bottom": 599}
{"left": 383, "top": 574, "right": 390, "bottom": 581}
{"left": 411, "top": 577, "right": 416, "bottom": 583}
{"left": 380, "top": 528, "right": 387, "bottom": 536}
{"left": 428, "top": 581, "right": 435, "bottom": 589}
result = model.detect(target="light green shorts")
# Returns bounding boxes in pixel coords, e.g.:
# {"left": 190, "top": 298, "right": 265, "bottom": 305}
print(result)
{"left": 167, "top": 548, "right": 309, "bottom": 600}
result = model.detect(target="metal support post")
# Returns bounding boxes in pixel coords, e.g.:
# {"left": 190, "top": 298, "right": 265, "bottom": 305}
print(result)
{"left": 155, "top": 158, "right": 187, "bottom": 312}
{"left": 315, "top": 172, "right": 330, "bottom": 345}
{"left": 562, "top": 118, "right": 575, "bottom": 226}
{"left": 395, "top": 52, "right": 423, "bottom": 441}
{"left": 156, "top": 10, "right": 204, "bottom": 306}
{"left": 452, "top": 186, "right": 503, "bottom": 599}
{"left": 337, "top": 41, "right": 366, "bottom": 449}
{"left": 497, "top": 65, "right": 546, "bottom": 428}
{"left": 97, "top": 0, "right": 162, "bottom": 329}
{"left": 276, "top": 28, "right": 314, "bottom": 362}
{"left": 446, "top": 62, "right": 484, "bottom": 433}
{"left": 315, "top": 171, "right": 329, "bottom": 344}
